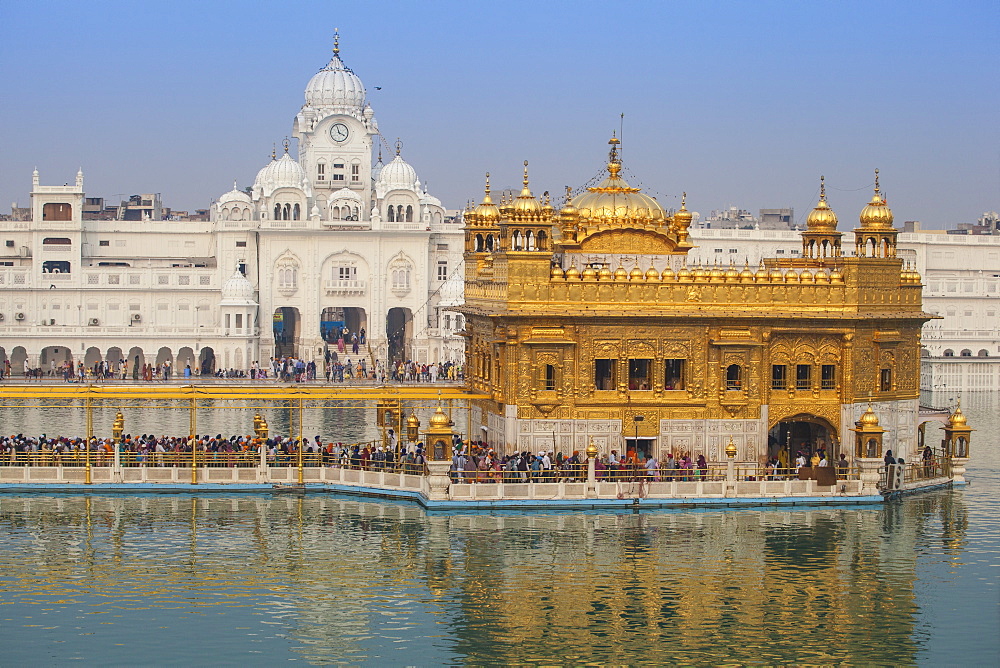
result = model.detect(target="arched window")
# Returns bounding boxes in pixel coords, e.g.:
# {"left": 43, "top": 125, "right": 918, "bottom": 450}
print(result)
{"left": 221, "top": 208, "right": 229, "bottom": 221}
{"left": 978, "top": 349, "right": 989, "bottom": 357}
{"left": 525, "top": 230, "right": 535, "bottom": 251}
{"left": 960, "top": 349, "right": 972, "bottom": 357}
{"left": 511, "top": 230, "right": 521, "bottom": 250}
{"left": 537, "top": 230, "right": 548, "bottom": 250}
{"left": 475, "top": 234, "right": 484, "bottom": 252}
{"left": 396, "top": 205, "right": 404, "bottom": 222}
{"left": 388, "top": 206, "right": 395, "bottom": 222}
{"left": 486, "top": 235, "right": 494, "bottom": 252}
{"left": 274, "top": 204, "right": 280, "bottom": 220}
{"left": 405, "top": 205, "right": 413, "bottom": 222}
{"left": 726, "top": 364, "right": 742, "bottom": 390}
{"left": 293, "top": 203, "right": 300, "bottom": 221}
{"left": 943, "top": 349, "right": 954, "bottom": 357}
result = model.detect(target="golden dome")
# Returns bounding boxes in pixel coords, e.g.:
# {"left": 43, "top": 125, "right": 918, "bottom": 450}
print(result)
{"left": 565, "top": 263, "right": 581, "bottom": 280}
{"left": 661, "top": 266, "right": 675, "bottom": 281}
{"left": 512, "top": 161, "right": 541, "bottom": 216}
{"left": 629, "top": 265, "right": 644, "bottom": 281}
{"left": 570, "top": 135, "right": 666, "bottom": 224}
{"left": 739, "top": 263, "right": 754, "bottom": 282}
{"left": 755, "top": 263, "right": 769, "bottom": 281}
{"left": 948, "top": 404, "right": 967, "bottom": 427}
{"left": 799, "top": 268, "right": 814, "bottom": 283}
{"left": 598, "top": 265, "right": 614, "bottom": 280}
{"left": 406, "top": 412, "right": 420, "bottom": 429}
{"left": 725, "top": 263, "right": 740, "bottom": 282}
{"left": 677, "top": 265, "right": 692, "bottom": 281}
{"left": 613, "top": 264, "right": 628, "bottom": 280}
{"left": 785, "top": 269, "right": 800, "bottom": 283}
{"left": 474, "top": 173, "right": 500, "bottom": 223}
{"left": 709, "top": 263, "right": 725, "bottom": 282}
{"left": 859, "top": 169, "right": 894, "bottom": 229}
{"left": 769, "top": 267, "right": 784, "bottom": 282}
{"left": 645, "top": 264, "right": 660, "bottom": 281}
{"left": 674, "top": 192, "right": 693, "bottom": 226}
{"left": 551, "top": 264, "right": 565, "bottom": 279}
{"left": 859, "top": 404, "right": 881, "bottom": 427}
{"left": 541, "top": 191, "right": 554, "bottom": 216}
{"left": 582, "top": 265, "right": 598, "bottom": 280}
{"left": 559, "top": 185, "right": 578, "bottom": 217}
{"left": 829, "top": 268, "right": 844, "bottom": 283}
{"left": 429, "top": 405, "right": 450, "bottom": 429}
{"left": 814, "top": 268, "right": 829, "bottom": 283}
{"left": 693, "top": 264, "right": 708, "bottom": 281}
{"left": 806, "top": 176, "right": 839, "bottom": 230}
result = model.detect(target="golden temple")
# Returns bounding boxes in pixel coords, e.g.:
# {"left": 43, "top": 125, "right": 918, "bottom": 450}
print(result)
{"left": 459, "top": 137, "right": 932, "bottom": 465}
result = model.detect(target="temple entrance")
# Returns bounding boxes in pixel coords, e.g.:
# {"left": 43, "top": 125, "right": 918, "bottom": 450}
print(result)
{"left": 624, "top": 437, "right": 656, "bottom": 462}
{"left": 84, "top": 347, "right": 103, "bottom": 369}
{"left": 386, "top": 307, "right": 412, "bottom": 363}
{"left": 40, "top": 346, "right": 71, "bottom": 374}
{"left": 10, "top": 347, "right": 27, "bottom": 376}
{"left": 177, "top": 347, "right": 195, "bottom": 376}
{"left": 273, "top": 307, "right": 300, "bottom": 358}
{"left": 768, "top": 414, "right": 838, "bottom": 467}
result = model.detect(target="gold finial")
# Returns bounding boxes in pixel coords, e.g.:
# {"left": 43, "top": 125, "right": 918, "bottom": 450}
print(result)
{"left": 395, "top": 138, "right": 402, "bottom": 156}
{"left": 543, "top": 191, "right": 550, "bottom": 206}
{"left": 271, "top": 143, "right": 276, "bottom": 161}
{"left": 565, "top": 185, "right": 573, "bottom": 200}
{"left": 377, "top": 145, "right": 383, "bottom": 163}
{"left": 333, "top": 28, "right": 340, "bottom": 56}
{"left": 874, "top": 168, "right": 881, "bottom": 196}
{"left": 681, "top": 191, "right": 687, "bottom": 208}
{"left": 608, "top": 131, "right": 620, "bottom": 165}
{"left": 483, "top": 172, "right": 492, "bottom": 201}
{"left": 523, "top": 160, "right": 530, "bottom": 187}
{"left": 282, "top": 137, "right": 290, "bottom": 154}
{"left": 820, "top": 175, "right": 826, "bottom": 201}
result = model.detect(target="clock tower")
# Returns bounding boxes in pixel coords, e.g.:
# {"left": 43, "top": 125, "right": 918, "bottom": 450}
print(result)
{"left": 292, "top": 32, "right": 379, "bottom": 221}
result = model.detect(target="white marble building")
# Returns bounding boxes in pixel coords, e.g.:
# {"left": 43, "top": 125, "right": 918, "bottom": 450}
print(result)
{"left": 0, "top": 37, "right": 465, "bottom": 376}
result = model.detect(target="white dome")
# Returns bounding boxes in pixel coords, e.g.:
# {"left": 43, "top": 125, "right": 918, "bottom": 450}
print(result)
{"left": 220, "top": 269, "right": 257, "bottom": 305}
{"left": 253, "top": 153, "right": 305, "bottom": 193}
{"left": 218, "top": 181, "right": 251, "bottom": 205}
{"left": 376, "top": 154, "right": 418, "bottom": 191}
{"left": 328, "top": 187, "right": 362, "bottom": 203}
{"left": 304, "top": 53, "right": 366, "bottom": 110}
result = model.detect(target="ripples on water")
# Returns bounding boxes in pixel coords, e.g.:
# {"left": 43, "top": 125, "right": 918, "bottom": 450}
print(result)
{"left": 0, "top": 393, "right": 996, "bottom": 666}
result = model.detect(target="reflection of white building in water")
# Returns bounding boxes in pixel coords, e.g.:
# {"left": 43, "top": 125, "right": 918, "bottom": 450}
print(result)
{"left": 687, "top": 226, "right": 1000, "bottom": 391}
{"left": 0, "top": 36, "right": 465, "bottom": 374}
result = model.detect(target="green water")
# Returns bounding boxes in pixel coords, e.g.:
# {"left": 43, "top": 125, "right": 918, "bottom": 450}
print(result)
{"left": 0, "top": 393, "right": 996, "bottom": 665}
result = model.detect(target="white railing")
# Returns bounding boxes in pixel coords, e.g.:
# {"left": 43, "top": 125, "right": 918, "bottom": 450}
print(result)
{"left": 324, "top": 279, "right": 367, "bottom": 295}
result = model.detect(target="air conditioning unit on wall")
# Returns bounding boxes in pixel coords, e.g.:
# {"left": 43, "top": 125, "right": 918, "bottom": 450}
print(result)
{"left": 89, "top": 318, "right": 100, "bottom": 326}
{"left": 132, "top": 313, "right": 142, "bottom": 322}
{"left": 15, "top": 312, "right": 25, "bottom": 321}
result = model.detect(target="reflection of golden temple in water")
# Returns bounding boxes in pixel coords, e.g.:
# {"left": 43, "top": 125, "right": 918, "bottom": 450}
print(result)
{"left": 0, "top": 493, "right": 970, "bottom": 664}
{"left": 460, "top": 141, "right": 931, "bottom": 465}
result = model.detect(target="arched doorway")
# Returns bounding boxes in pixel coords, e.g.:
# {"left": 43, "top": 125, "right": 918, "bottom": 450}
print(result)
{"left": 127, "top": 347, "right": 145, "bottom": 380}
{"left": 10, "top": 347, "right": 27, "bottom": 376}
{"left": 767, "top": 414, "right": 839, "bottom": 466}
{"left": 273, "top": 307, "right": 300, "bottom": 358}
{"left": 106, "top": 347, "right": 124, "bottom": 367}
{"left": 40, "top": 346, "right": 71, "bottom": 374}
{"left": 386, "top": 307, "right": 412, "bottom": 363}
{"left": 84, "top": 347, "right": 103, "bottom": 369}
{"left": 155, "top": 347, "right": 173, "bottom": 366}
{"left": 177, "top": 347, "right": 195, "bottom": 376}
{"left": 199, "top": 347, "right": 216, "bottom": 375}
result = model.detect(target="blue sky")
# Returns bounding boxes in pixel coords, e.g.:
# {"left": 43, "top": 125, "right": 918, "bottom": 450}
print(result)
{"left": 1, "top": 0, "right": 996, "bottom": 228}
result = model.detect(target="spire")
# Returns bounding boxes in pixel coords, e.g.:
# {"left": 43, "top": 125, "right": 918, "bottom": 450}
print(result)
{"left": 282, "top": 137, "right": 290, "bottom": 154}
{"left": 520, "top": 160, "right": 533, "bottom": 197}
{"left": 482, "top": 172, "right": 493, "bottom": 204}
{"left": 874, "top": 168, "right": 881, "bottom": 199}
{"left": 271, "top": 143, "right": 277, "bottom": 161}
{"left": 395, "top": 137, "right": 402, "bottom": 157}
{"left": 820, "top": 175, "right": 827, "bottom": 201}
{"left": 333, "top": 28, "right": 340, "bottom": 56}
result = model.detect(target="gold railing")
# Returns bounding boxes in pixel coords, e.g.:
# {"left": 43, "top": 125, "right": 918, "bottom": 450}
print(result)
{"left": 451, "top": 462, "right": 861, "bottom": 483}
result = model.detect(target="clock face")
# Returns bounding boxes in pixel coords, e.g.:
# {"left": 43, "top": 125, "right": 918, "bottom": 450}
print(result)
{"left": 330, "top": 123, "right": 349, "bottom": 143}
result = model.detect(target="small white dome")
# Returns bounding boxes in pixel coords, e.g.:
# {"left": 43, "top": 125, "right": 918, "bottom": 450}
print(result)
{"left": 253, "top": 153, "right": 305, "bottom": 194}
{"left": 328, "top": 187, "right": 362, "bottom": 203}
{"left": 376, "top": 154, "right": 418, "bottom": 191}
{"left": 220, "top": 269, "right": 257, "bottom": 305}
{"left": 218, "top": 181, "right": 251, "bottom": 205}
{"left": 304, "top": 53, "right": 366, "bottom": 110}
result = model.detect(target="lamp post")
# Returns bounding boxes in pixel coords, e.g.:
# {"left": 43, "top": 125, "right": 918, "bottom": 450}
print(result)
{"left": 586, "top": 438, "right": 599, "bottom": 497}
{"left": 725, "top": 436, "right": 737, "bottom": 496}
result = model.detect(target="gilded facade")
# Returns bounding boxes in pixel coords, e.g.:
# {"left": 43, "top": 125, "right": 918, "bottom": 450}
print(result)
{"left": 459, "top": 139, "right": 932, "bottom": 464}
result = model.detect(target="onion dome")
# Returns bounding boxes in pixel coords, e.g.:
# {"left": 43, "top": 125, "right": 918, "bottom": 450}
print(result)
{"left": 429, "top": 405, "right": 450, "bottom": 429}
{"left": 462, "top": 201, "right": 477, "bottom": 227}
{"left": 755, "top": 262, "right": 769, "bottom": 281}
{"left": 304, "top": 32, "right": 366, "bottom": 110}
{"left": 406, "top": 412, "right": 420, "bottom": 431}
{"left": 948, "top": 404, "right": 967, "bottom": 427}
{"left": 859, "top": 404, "right": 881, "bottom": 427}
{"left": 799, "top": 268, "right": 814, "bottom": 283}
{"left": 513, "top": 161, "right": 541, "bottom": 216}
{"left": 614, "top": 264, "right": 629, "bottom": 280}
{"left": 677, "top": 265, "right": 692, "bottom": 281}
{"left": 814, "top": 268, "right": 829, "bottom": 283}
{"left": 570, "top": 135, "right": 666, "bottom": 224}
{"left": 829, "top": 268, "right": 844, "bottom": 283}
{"left": 709, "top": 263, "right": 725, "bottom": 282}
{"left": 582, "top": 265, "right": 599, "bottom": 280}
{"left": 598, "top": 265, "right": 614, "bottom": 280}
{"left": 629, "top": 265, "right": 644, "bottom": 281}
{"left": 551, "top": 264, "right": 565, "bottom": 279}
{"left": 770, "top": 267, "right": 784, "bottom": 282}
{"left": 693, "top": 264, "right": 708, "bottom": 281}
{"left": 565, "top": 263, "right": 581, "bottom": 280}
{"left": 377, "top": 152, "right": 418, "bottom": 191}
{"left": 541, "top": 191, "right": 554, "bottom": 217}
{"left": 559, "top": 185, "right": 578, "bottom": 217}
{"left": 254, "top": 150, "right": 306, "bottom": 193}
{"left": 725, "top": 263, "right": 740, "bottom": 282}
{"left": 859, "top": 169, "right": 894, "bottom": 229}
{"left": 661, "top": 266, "right": 675, "bottom": 281}
{"left": 474, "top": 173, "right": 500, "bottom": 223}
{"left": 740, "top": 262, "right": 754, "bottom": 282}
{"left": 806, "top": 176, "right": 839, "bottom": 230}
{"left": 785, "top": 269, "right": 800, "bottom": 283}
{"left": 219, "top": 180, "right": 251, "bottom": 205}
{"left": 674, "top": 192, "right": 693, "bottom": 227}
{"left": 220, "top": 267, "right": 257, "bottom": 306}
